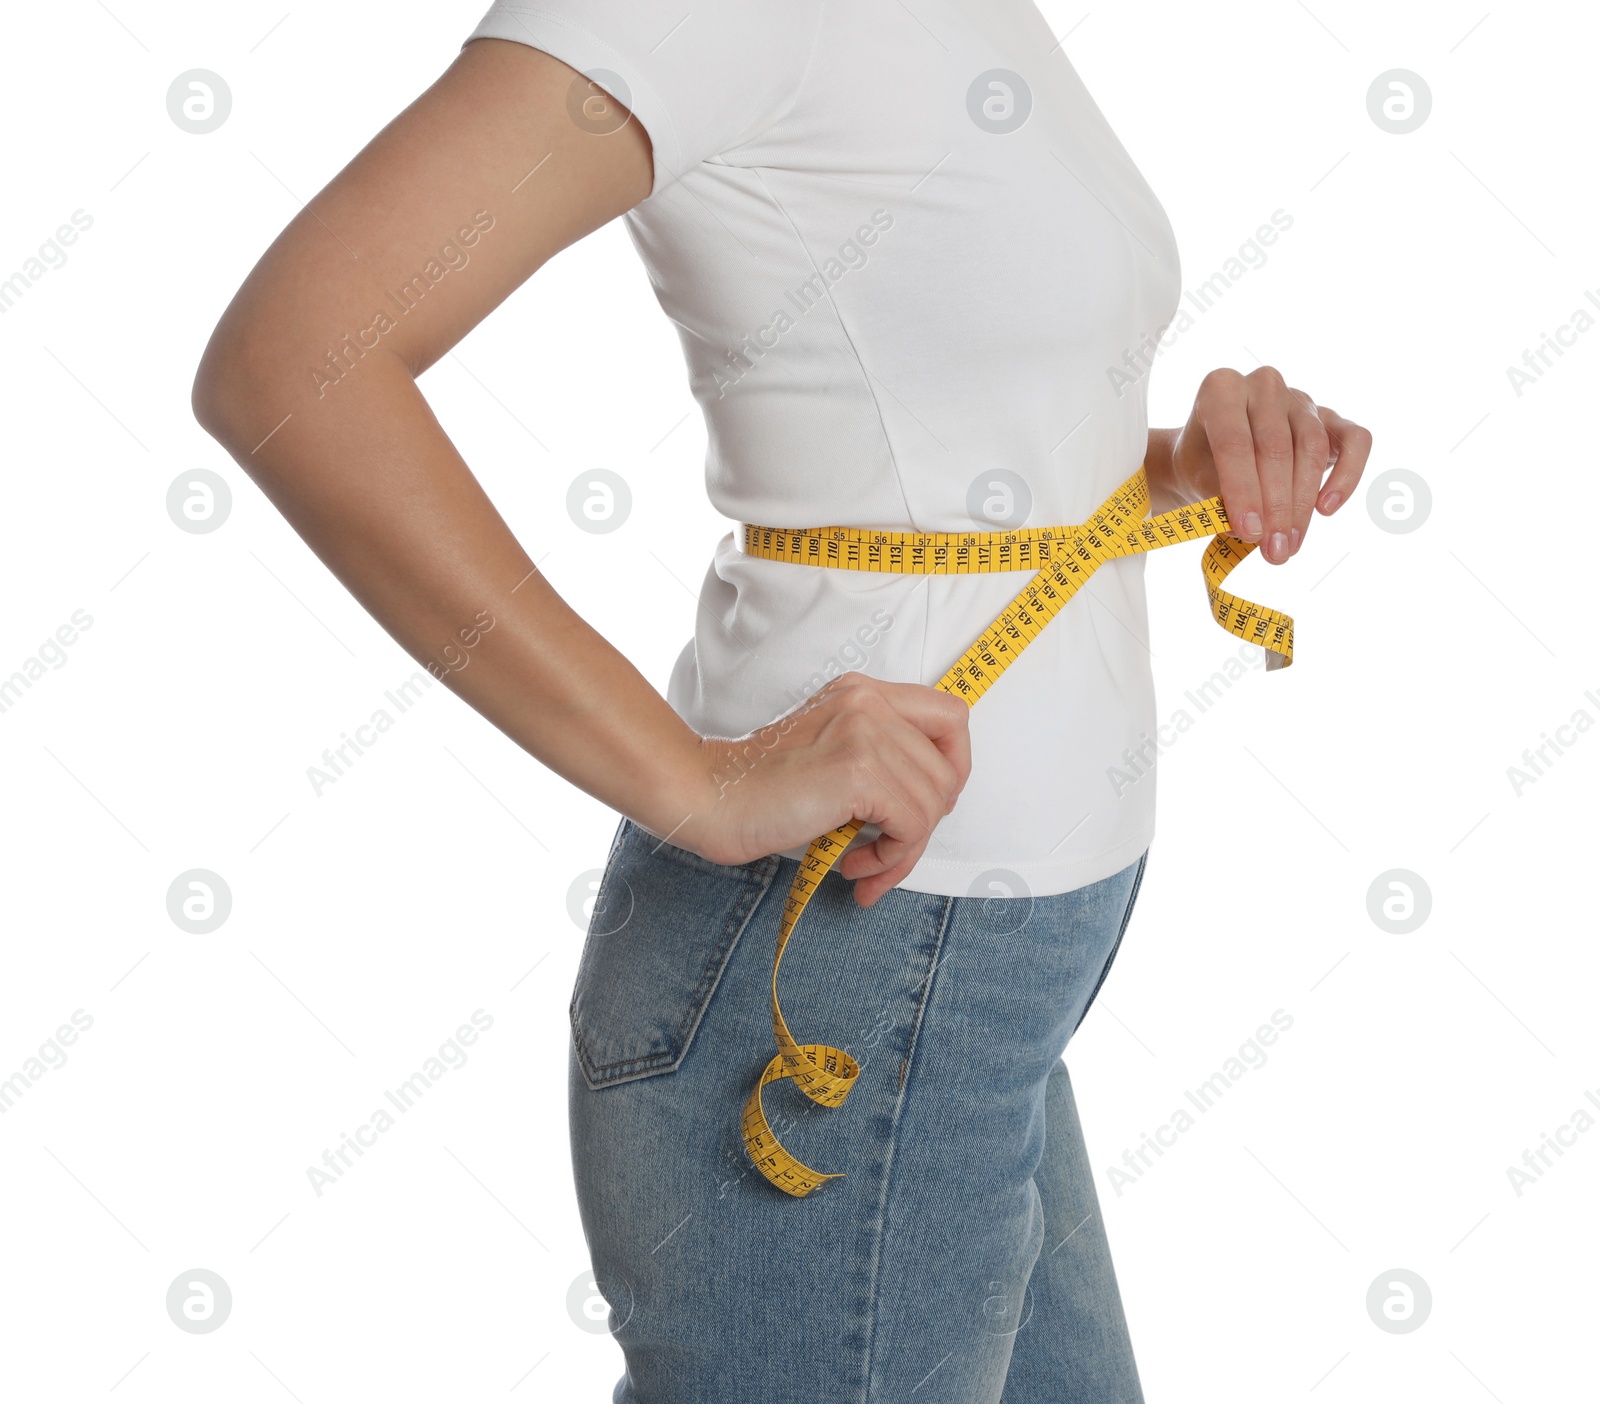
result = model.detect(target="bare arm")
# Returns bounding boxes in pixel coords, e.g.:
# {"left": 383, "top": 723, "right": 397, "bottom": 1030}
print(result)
{"left": 190, "top": 39, "right": 723, "bottom": 847}
{"left": 192, "top": 37, "right": 969, "bottom": 896}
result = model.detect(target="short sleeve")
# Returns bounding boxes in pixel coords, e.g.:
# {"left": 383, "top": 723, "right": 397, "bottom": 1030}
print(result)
{"left": 460, "top": 1, "right": 821, "bottom": 200}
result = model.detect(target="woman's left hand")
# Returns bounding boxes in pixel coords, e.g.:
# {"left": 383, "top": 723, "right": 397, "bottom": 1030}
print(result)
{"left": 1168, "top": 365, "right": 1373, "bottom": 564}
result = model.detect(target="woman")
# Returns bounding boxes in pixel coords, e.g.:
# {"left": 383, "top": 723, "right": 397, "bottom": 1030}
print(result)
{"left": 192, "top": 2, "right": 1371, "bottom": 1399}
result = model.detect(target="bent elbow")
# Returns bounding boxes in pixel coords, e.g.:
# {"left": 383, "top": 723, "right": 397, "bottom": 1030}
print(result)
{"left": 190, "top": 355, "right": 230, "bottom": 443}
{"left": 190, "top": 332, "right": 263, "bottom": 451}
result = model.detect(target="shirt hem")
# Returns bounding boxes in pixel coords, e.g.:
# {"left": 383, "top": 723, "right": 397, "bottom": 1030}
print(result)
{"left": 777, "top": 820, "right": 1156, "bottom": 900}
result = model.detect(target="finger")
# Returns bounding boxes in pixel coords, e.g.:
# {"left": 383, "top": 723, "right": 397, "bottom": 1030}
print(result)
{"left": 881, "top": 718, "right": 963, "bottom": 829}
{"left": 840, "top": 722, "right": 956, "bottom": 854}
{"left": 837, "top": 840, "right": 888, "bottom": 881}
{"left": 806, "top": 681, "right": 956, "bottom": 874}
{"left": 875, "top": 681, "right": 973, "bottom": 788}
{"left": 1197, "top": 370, "right": 1261, "bottom": 542}
{"left": 1244, "top": 368, "right": 1297, "bottom": 564}
{"left": 852, "top": 846, "right": 926, "bottom": 908}
{"left": 836, "top": 817, "right": 922, "bottom": 890}
{"left": 930, "top": 694, "right": 973, "bottom": 791}
{"left": 1315, "top": 411, "right": 1374, "bottom": 515}
{"left": 849, "top": 682, "right": 971, "bottom": 822}
{"left": 840, "top": 830, "right": 916, "bottom": 886}
{"left": 1286, "top": 388, "right": 1330, "bottom": 556}
{"left": 835, "top": 717, "right": 960, "bottom": 885}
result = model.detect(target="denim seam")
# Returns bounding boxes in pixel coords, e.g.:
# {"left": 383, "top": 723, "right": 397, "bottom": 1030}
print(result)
{"left": 1071, "top": 847, "right": 1148, "bottom": 1038}
{"left": 858, "top": 892, "right": 956, "bottom": 1404}
{"left": 571, "top": 850, "right": 781, "bottom": 1086}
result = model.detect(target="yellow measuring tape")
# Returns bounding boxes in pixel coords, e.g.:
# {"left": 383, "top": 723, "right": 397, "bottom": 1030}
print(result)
{"left": 735, "top": 460, "right": 1294, "bottom": 1197}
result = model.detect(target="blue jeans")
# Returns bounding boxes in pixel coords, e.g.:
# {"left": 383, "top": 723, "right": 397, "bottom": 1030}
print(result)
{"left": 570, "top": 816, "right": 1149, "bottom": 1403}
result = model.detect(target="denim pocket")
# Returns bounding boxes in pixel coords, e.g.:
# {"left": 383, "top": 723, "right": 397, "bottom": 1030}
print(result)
{"left": 570, "top": 817, "right": 780, "bottom": 1090}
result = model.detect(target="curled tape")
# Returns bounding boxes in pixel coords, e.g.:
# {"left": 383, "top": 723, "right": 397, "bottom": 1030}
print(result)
{"left": 736, "top": 461, "right": 1293, "bottom": 1197}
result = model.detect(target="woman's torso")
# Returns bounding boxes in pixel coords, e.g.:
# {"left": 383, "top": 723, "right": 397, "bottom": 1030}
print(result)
{"left": 472, "top": 0, "right": 1185, "bottom": 895}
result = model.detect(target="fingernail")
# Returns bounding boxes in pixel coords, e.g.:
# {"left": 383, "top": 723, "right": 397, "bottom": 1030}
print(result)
{"left": 1243, "top": 510, "right": 1262, "bottom": 539}
{"left": 1269, "top": 531, "right": 1288, "bottom": 562}
{"left": 1289, "top": 527, "right": 1301, "bottom": 554}
{"left": 1319, "top": 490, "right": 1341, "bottom": 514}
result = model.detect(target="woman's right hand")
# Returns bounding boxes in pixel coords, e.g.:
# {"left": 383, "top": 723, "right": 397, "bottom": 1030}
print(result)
{"left": 674, "top": 673, "right": 973, "bottom": 908}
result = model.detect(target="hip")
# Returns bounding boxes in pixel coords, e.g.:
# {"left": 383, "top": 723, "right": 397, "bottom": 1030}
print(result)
{"left": 565, "top": 815, "right": 1150, "bottom": 1398}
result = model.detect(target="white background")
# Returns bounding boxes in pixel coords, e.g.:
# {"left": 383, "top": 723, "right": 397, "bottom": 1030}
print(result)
{"left": 1, "top": 1, "right": 1596, "bottom": 1399}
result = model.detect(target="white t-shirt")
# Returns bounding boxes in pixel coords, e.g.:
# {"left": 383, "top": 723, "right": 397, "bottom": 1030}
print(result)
{"left": 462, "top": 0, "right": 1183, "bottom": 898}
